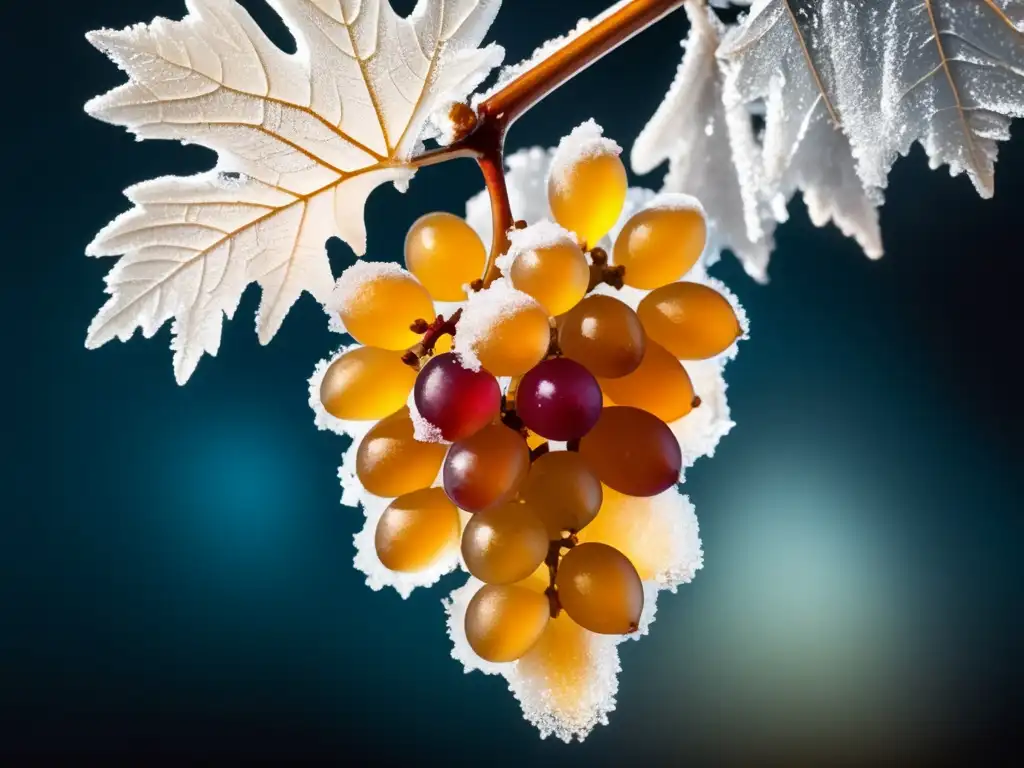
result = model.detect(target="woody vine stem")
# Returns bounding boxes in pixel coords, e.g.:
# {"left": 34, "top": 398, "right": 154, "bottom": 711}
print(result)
{"left": 411, "top": 0, "right": 690, "bottom": 287}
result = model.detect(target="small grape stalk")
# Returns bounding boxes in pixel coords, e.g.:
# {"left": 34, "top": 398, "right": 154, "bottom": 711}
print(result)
{"left": 83, "top": 0, "right": 1020, "bottom": 746}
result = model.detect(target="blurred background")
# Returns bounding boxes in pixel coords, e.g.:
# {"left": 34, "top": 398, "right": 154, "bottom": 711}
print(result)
{"left": 2, "top": 0, "right": 1020, "bottom": 763}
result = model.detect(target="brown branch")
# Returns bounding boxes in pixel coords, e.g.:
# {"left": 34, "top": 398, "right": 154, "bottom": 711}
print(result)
{"left": 587, "top": 247, "right": 626, "bottom": 291}
{"left": 544, "top": 534, "right": 579, "bottom": 618}
{"left": 401, "top": 309, "right": 462, "bottom": 369}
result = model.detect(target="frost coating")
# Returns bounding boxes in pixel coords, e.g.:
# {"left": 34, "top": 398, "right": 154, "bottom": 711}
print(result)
{"left": 84, "top": 0, "right": 504, "bottom": 383}
{"left": 453, "top": 282, "right": 546, "bottom": 371}
{"left": 328, "top": 261, "right": 418, "bottom": 314}
{"left": 407, "top": 389, "right": 449, "bottom": 445}
{"left": 497, "top": 220, "right": 580, "bottom": 275}
{"left": 548, "top": 120, "right": 623, "bottom": 193}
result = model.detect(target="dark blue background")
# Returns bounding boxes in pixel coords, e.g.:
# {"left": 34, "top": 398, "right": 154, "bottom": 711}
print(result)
{"left": 3, "top": 0, "right": 1021, "bottom": 763}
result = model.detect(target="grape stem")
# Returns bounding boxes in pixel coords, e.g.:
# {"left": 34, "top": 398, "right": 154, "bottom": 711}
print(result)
{"left": 401, "top": 309, "right": 463, "bottom": 369}
{"left": 409, "top": 0, "right": 688, "bottom": 287}
{"left": 544, "top": 534, "right": 579, "bottom": 619}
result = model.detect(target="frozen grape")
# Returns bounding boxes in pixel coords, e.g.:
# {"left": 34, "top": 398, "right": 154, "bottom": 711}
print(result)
{"left": 599, "top": 340, "right": 696, "bottom": 422}
{"left": 461, "top": 502, "right": 549, "bottom": 585}
{"left": 375, "top": 488, "right": 460, "bottom": 572}
{"left": 578, "top": 406, "right": 681, "bottom": 496}
{"left": 548, "top": 126, "right": 627, "bottom": 247}
{"left": 465, "top": 584, "right": 550, "bottom": 663}
{"left": 456, "top": 286, "right": 551, "bottom": 377}
{"left": 414, "top": 353, "right": 500, "bottom": 441}
{"left": 319, "top": 347, "right": 417, "bottom": 421}
{"left": 637, "top": 282, "right": 742, "bottom": 360}
{"left": 509, "top": 240, "right": 590, "bottom": 317}
{"left": 555, "top": 542, "right": 643, "bottom": 635}
{"left": 558, "top": 295, "right": 645, "bottom": 378}
{"left": 405, "top": 212, "right": 487, "bottom": 301}
{"left": 520, "top": 451, "right": 602, "bottom": 537}
{"left": 613, "top": 206, "right": 706, "bottom": 289}
{"left": 516, "top": 358, "right": 603, "bottom": 441}
{"left": 443, "top": 424, "right": 530, "bottom": 512}
{"left": 356, "top": 407, "right": 448, "bottom": 498}
{"left": 334, "top": 263, "right": 434, "bottom": 350}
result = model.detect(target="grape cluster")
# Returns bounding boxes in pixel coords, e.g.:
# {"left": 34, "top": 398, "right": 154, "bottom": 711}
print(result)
{"left": 312, "top": 121, "right": 743, "bottom": 739}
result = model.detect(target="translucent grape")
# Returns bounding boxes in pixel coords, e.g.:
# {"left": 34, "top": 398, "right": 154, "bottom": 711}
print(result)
{"left": 336, "top": 265, "right": 434, "bottom": 350}
{"left": 356, "top": 407, "right": 448, "bottom": 498}
{"left": 509, "top": 241, "right": 590, "bottom": 317}
{"left": 460, "top": 296, "right": 551, "bottom": 377}
{"left": 579, "top": 486, "right": 674, "bottom": 581}
{"left": 514, "top": 611, "right": 595, "bottom": 713}
{"left": 637, "top": 282, "right": 742, "bottom": 360}
{"left": 613, "top": 206, "right": 706, "bottom": 289}
{"left": 375, "top": 488, "right": 460, "bottom": 572}
{"left": 549, "top": 151, "right": 627, "bottom": 248}
{"left": 558, "top": 295, "right": 645, "bottom": 378}
{"left": 405, "top": 212, "right": 487, "bottom": 301}
{"left": 443, "top": 423, "right": 530, "bottom": 512}
{"left": 555, "top": 542, "right": 643, "bottom": 635}
{"left": 517, "top": 358, "right": 603, "bottom": 441}
{"left": 578, "top": 406, "right": 681, "bottom": 497}
{"left": 598, "top": 340, "right": 696, "bottom": 422}
{"left": 319, "top": 347, "right": 417, "bottom": 421}
{"left": 520, "top": 451, "right": 602, "bottom": 537}
{"left": 465, "top": 584, "right": 550, "bottom": 663}
{"left": 461, "top": 502, "right": 549, "bottom": 585}
{"left": 413, "top": 353, "right": 500, "bottom": 441}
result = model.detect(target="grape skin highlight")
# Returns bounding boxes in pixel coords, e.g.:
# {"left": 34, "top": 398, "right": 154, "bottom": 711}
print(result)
{"left": 375, "top": 488, "right": 461, "bottom": 573}
{"left": 405, "top": 212, "right": 487, "bottom": 301}
{"left": 443, "top": 423, "right": 531, "bottom": 513}
{"left": 356, "top": 407, "right": 448, "bottom": 498}
{"left": 461, "top": 502, "right": 550, "bottom": 585}
{"left": 637, "top": 282, "right": 742, "bottom": 360}
{"left": 465, "top": 584, "right": 550, "bottom": 663}
{"left": 578, "top": 406, "right": 681, "bottom": 497}
{"left": 613, "top": 206, "right": 706, "bottom": 289}
{"left": 319, "top": 347, "right": 417, "bottom": 421}
{"left": 556, "top": 542, "right": 644, "bottom": 635}
{"left": 414, "top": 353, "right": 501, "bottom": 441}
{"left": 558, "top": 295, "right": 646, "bottom": 378}
{"left": 519, "top": 451, "right": 602, "bottom": 537}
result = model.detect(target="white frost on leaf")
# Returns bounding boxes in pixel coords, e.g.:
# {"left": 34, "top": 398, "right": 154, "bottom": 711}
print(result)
{"left": 632, "top": 3, "right": 775, "bottom": 281}
{"left": 85, "top": 0, "right": 504, "bottom": 383}
{"left": 717, "top": 0, "right": 883, "bottom": 263}
{"left": 827, "top": 0, "right": 1024, "bottom": 200}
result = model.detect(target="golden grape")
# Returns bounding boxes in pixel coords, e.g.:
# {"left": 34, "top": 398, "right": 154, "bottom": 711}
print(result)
{"left": 375, "top": 488, "right": 460, "bottom": 572}
{"left": 578, "top": 406, "right": 681, "bottom": 497}
{"left": 443, "top": 423, "right": 531, "bottom": 512}
{"left": 549, "top": 151, "right": 627, "bottom": 248}
{"left": 579, "top": 486, "right": 674, "bottom": 581}
{"left": 520, "top": 451, "right": 602, "bottom": 537}
{"left": 405, "top": 212, "right": 487, "bottom": 301}
{"left": 613, "top": 206, "right": 706, "bottom": 289}
{"left": 509, "top": 241, "right": 590, "bottom": 316}
{"left": 464, "top": 299, "right": 551, "bottom": 377}
{"left": 465, "top": 584, "right": 550, "bottom": 663}
{"left": 558, "top": 295, "right": 645, "bottom": 378}
{"left": 356, "top": 407, "right": 448, "bottom": 498}
{"left": 461, "top": 502, "right": 550, "bottom": 585}
{"left": 319, "top": 347, "right": 417, "bottom": 421}
{"left": 637, "top": 282, "right": 742, "bottom": 360}
{"left": 598, "top": 340, "right": 695, "bottom": 422}
{"left": 555, "top": 542, "right": 643, "bottom": 635}
{"left": 337, "top": 266, "right": 434, "bottom": 350}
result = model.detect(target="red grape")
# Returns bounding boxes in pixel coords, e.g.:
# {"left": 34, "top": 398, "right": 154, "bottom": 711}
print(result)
{"left": 414, "top": 353, "right": 501, "bottom": 441}
{"left": 443, "top": 424, "right": 530, "bottom": 512}
{"left": 516, "top": 358, "right": 603, "bottom": 441}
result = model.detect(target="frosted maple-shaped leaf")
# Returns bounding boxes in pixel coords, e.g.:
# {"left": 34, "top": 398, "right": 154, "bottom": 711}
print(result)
{"left": 830, "top": 0, "right": 1024, "bottom": 199}
{"left": 84, "top": 0, "right": 503, "bottom": 383}
{"left": 632, "top": 3, "right": 775, "bottom": 282}
{"left": 717, "top": 0, "right": 884, "bottom": 261}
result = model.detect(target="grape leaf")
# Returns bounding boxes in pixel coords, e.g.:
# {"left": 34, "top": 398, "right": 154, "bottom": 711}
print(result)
{"left": 717, "top": 0, "right": 884, "bottom": 261}
{"left": 831, "top": 0, "right": 1024, "bottom": 200}
{"left": 85, "top": 0, "right": 503, "bottom": 383}
{"left": 632, "top": 3, "right": 775, "bottom": 282}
